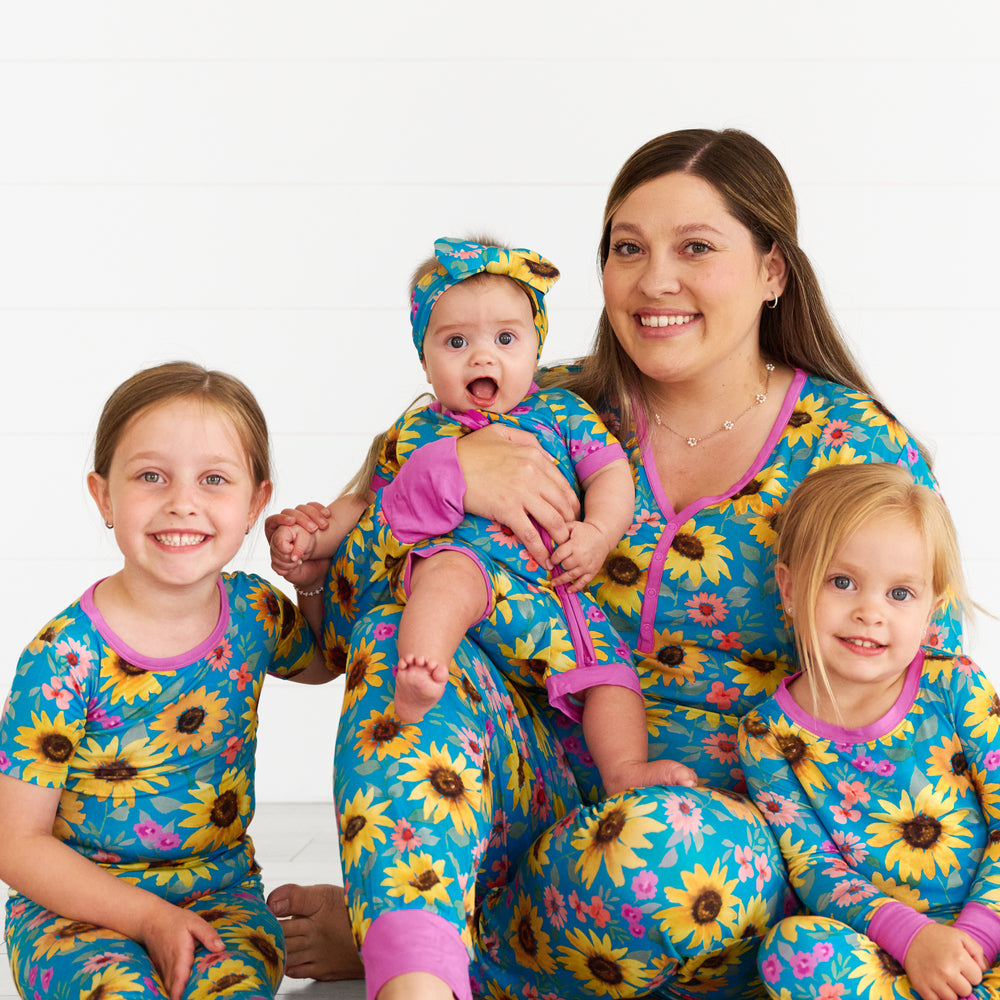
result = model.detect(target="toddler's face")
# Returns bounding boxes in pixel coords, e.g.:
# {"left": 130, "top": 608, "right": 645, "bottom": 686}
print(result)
{"left": 421, "top": 276, "right": 538, "bottom": 414}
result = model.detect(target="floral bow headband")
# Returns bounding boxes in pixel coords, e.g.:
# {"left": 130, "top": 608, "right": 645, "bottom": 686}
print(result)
{"left": 410, "top": 237, "right": 560, "bottom": 359}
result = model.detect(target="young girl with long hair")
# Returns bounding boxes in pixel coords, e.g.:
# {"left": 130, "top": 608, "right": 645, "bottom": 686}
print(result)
{"left": 0, "top": 362, "right": 334, "bottom": 1000}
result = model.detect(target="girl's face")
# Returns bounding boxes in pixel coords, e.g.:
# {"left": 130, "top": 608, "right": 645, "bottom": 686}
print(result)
{"left": 602, "top": 171, "right": 786, "bottom": 389}
{"left": 421, "top": 277, "right": 539, "bottom": 414}
{"left": 778, "top": 514, "right": 941, "bottom": 705}
{"left": 88, "top": 397, "right": 271, "bottom": 596}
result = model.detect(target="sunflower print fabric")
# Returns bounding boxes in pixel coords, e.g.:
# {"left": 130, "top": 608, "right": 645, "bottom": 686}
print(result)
{"left": 0, "top": 572, "right": 316, "bottom": 999}
{"left": 367, "top": 385, "right": 638, "bottom": 718}
{"left": 738, "top": 652, "right": 1000, "bottom": 999}
{"left": 326, "top": 370, "right": 961, "bottom": 1000}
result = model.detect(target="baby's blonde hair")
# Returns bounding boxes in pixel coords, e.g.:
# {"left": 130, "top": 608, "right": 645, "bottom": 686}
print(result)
{"left": 776, "top": 463, "right": 967, "bottom": 710}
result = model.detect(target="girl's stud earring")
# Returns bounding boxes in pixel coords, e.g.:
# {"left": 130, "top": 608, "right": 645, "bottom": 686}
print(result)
{"left": 105, "top": 521, "right": 114, "bottom": 529}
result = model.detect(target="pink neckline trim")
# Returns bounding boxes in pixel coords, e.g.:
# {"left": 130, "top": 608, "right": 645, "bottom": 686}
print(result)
{"left": 774, "top": 649, "right": 925, "bottom": 743}
{"left": 80, "top": 576, "right": 230, "bottom": 672}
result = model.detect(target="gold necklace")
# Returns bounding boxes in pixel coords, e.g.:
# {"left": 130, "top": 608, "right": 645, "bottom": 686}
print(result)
{"left": 654, "top": 363, "right": 775, "bottom": 447}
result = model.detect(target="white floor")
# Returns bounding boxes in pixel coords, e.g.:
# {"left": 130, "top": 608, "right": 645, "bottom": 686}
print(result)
{"left": 0, "top": 802, "right": 364, "bottom": 999}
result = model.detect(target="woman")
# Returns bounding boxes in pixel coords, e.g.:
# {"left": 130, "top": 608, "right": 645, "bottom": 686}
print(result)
{"left": 269, "top": 129, "right": 960, "bottom": 999}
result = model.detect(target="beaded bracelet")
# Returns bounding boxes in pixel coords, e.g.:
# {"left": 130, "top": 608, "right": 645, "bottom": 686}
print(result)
{"left": 294, "top": 584, "right": 324, "bottom": 597}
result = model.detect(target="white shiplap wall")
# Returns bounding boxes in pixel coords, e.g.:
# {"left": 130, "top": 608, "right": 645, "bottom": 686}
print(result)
{"left": 2, "top": 1, "right": 997, "bottom": 800}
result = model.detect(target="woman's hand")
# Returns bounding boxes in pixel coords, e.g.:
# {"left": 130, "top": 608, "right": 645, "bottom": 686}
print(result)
{"left": 456, "top": 424, "right": 580, "bottom": 567}
{"left": 904, "top": 922, "right": 984, "bottom": 1000}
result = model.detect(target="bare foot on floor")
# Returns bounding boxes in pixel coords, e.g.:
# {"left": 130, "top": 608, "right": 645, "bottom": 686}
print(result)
{"left": 266, "top": 883, "right": 364, "bottom": 981}
{"left": 394, "top": 654, "right": 448, "bottom": 723}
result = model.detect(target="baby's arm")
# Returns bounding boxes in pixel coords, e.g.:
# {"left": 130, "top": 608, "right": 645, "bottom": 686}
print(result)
{"left": 269, "top": 494, "right": 369, "bottom": 589}
{"left": 550, "top": 457, "right": 634, "bottom": 592}
{"left": 0, "top": 773, "right": 223, "bottom": 1000}
{"left": 583, "top": 685, "right": 698, "bottom": 796}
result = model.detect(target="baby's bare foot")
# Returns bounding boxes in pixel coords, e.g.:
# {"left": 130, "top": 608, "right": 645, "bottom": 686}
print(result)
{"left": 394, "top": 654, "right": 449, "bottom": 723}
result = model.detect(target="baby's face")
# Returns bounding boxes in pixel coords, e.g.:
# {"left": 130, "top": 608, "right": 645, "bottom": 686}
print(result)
{"left": 421, "top": 276, "right": 539, "bottom": 414}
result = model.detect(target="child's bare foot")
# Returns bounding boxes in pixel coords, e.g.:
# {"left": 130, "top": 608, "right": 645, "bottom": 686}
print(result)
{"left": 603, "top": 758, "right": 699, "bottom": 795}
{"left": 394, "top": 654, "right": 449, "bottom": 723}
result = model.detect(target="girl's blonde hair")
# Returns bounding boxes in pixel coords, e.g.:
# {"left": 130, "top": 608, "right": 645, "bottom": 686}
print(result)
{"left": 94, "top": 361, "right": 271, "bottom": 486}
{"left": 544, "top": 128, "right": 928, "bottom": 464}
{"left": 776, "top": 463, "right": 966, "bottom": 709}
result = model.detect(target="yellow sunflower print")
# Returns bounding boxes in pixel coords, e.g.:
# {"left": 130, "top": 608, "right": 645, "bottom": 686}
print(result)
{"left": 591, "top": 539, "right": 652, "bottom": 617}
{"left": 757, "top": 719, "right": 836, "bottom": 796}
{"left": 71, "top": 735, "right": 172, "bottom": 806}
{"left": 718, "top": 461, "right": 788, "bottom": 517}
{"left": 663, "top": 522, "right": 732, "bottom": 587}
{"left": 400, "top": 742, "right": 482, "bottom": 834}
{"left": 729, "top": 648, "right": 792, "bottom": 699}
{"left": 26, "top": 613, "right": 75, "bottom": 654}
{"left": 12, "top": 710, "right": 84, "bottom": 785}
{"left": 656, "top": 858, "right": 740, "bottom": 949}
{"left": 342, "top": 635, "right": 390, "bottom": 711}
{"left": 339, "top": 787, "right": 395, "bottom": 872}
{"left": 572, "top": 794, "right": 666, "bottom": 887}
{"left": 508, "top": 892, "right": 556, "bottom": 973}
{"left": 557, "top": 927, "right": 656, "bottom": 998}
{"left": 638, "top": 628, "right": 707, "bottom": 689}
{"left": 98, "top": 648, "right": 164, "bottom": 705}
{"left": 782, "top": 392, "right": 832, "bottom": 447}
{"left": 177, "top": 766, "right": 251, "bottom": 853}
{"left": 79, "top": 963, "right": 146, "bottom": 999}
{"left": 965, "top": 678, "right": 1000, "bottom": 741}
{"left": 148, "top": 686, "right": 228, "bottom": 755}
{"left": 848, "top": 935, "right": 909, "bottom": 1000}
{"left": 188, "top": 957, "right": 264, "bottom": 998}
{"left": 382, "top": 852, "right": 454, "bottom": 906}
{"left": 354, "top": 708, "right": 414, "bottom": 761}
{"left": 866, "top": 785, "right": 971, "bottom": 880}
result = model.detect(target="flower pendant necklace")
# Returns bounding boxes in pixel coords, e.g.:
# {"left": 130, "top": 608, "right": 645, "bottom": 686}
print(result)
{"left": 654, "top": 363, "right": 775, "bottom": 447}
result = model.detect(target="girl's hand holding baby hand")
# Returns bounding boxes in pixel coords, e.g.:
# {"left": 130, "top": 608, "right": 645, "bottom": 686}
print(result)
{"left": 138, "top": 902, "right": 224, "bottom": 1000}
{"left": 550, "top": 521, "right": 609, "bottom": 592}
{"left": 904, "top": 922, "right": 984, "bottom": 1000}
{"left": 267, "top": 504, "right": 328, "bottom": 586}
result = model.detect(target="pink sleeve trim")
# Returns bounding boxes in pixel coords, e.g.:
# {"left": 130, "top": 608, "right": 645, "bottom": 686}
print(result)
{"left": 401, "top": 543, "right": 494, "bottom": 623}
{"left": 381, "top": 437, "right": 466, "bottom": 543}
{"left": 575, "top": 442, "right": 626, "bottom": 483}
{"left": 867, "top": 901, "right": 933, "bottom": 964}
{"left": 547, "top": 664, "right": 641, "bottom": 724}
{"left": 361, "top": 909, "right": 470, "bottom": 1000}
{"left": 954, "top": 901, "right": 1000, "bottom": 965}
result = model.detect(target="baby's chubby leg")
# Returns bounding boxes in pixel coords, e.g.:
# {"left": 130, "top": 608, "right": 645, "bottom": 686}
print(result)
{"left": 395, "top": 550, "right": 489, "bottom": 723}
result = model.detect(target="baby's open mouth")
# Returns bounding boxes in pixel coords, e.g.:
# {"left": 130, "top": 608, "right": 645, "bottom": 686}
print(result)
{"left": 467, "top": 378, "right": 498, "bottom": 404}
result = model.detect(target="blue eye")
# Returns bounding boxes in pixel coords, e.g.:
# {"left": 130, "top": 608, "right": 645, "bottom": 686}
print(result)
{"left": 890, "top": 587, "right": 912, "bottom": 602}
{"left": 141, "top": 472, "right": 161, "bottom": 483}
{"left": 831, "top": 575, "right": 853, "bottom": 590}
{"left": 686, "top": 241, "right": 712, "bottom": 255}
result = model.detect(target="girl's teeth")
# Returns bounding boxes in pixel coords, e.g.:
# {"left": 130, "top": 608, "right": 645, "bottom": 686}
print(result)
{"left": 846, "top": 638, "right": 880, "bottom": 648}
{"left": 156, "top": 533, "right": 206, "bottom": 546}
{"left": 640, "top": 314, "right": 696, "bottom": 327}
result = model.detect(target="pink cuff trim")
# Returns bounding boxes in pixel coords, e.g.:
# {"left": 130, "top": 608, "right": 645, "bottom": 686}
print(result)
{"left": 575, "top": 442, "right": 626, "bottom": 483}
{"left": 954, "top": 901, "right": 1000, "bottom": 965}
{"left": 547, "top": 664, "right": 642, "bottom": 723}
{"left": 361, "top": 909, "right": 470, "bottom": 1000}
{"left": 382, "top": 438, "right": 466, "bottom": 543}
{"left": 402, "top": 544, "right": 494, "bottom": 623}
{"left": 868, "top": 901, "right": 934, "bottom": 964}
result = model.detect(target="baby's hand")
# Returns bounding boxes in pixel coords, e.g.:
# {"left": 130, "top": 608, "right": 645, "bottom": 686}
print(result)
{"left": 139, "top": 903, "right": 224, "bottom": 1000}
{"left": 904, "top": 922, "right": 984, "bottom": 1000}
{"left": 264, "top": 502, "right": 331, "bottom": 546}
{"left": 550, "top": 521, "right": 610, "bottom": 592}
{"left": 270, "top": 522, "right": 317, "bottom": 573}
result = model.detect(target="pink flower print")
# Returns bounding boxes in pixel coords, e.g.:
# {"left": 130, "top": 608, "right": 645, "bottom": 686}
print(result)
{"left": 830, "top": 877, "right": 877, "bottom": 905}
{"left": 873, "top": 760, "right": 895, "bottom": 777}
{"left": 956, "top": 655, "right": 975, "bottom": 676}
{"left": 488, "top": 855, "right": 510, "bottom": 887}
{"left": 391, "top": 819, "right": 422, "bottom": 853}
{"left": 568, "top": 891, "right": 588, "bottom": 921}
{"left": 486, "top": 521, "right": 520, "bottom": 549}
{"left": 828, "top": 830, "right": 866, "bottom": 865}
{"left": 761, "top": 954, "right": 783, "bottom": 983}
{"left": 790, "top": 951, "right": 818, "bottom": 979}
{"left": 631, "top": 870, "right": 658, "bottom": 900}
{"left": 134, "top": 820, "right": 163, "bottom": 840}
{"left": 458, "top": 728, "right": 485, "bottom": 766}
{"left": 755, "top": 791, "right": 799, "bottom": 826}
{"left": 734, "top": 845, "right": 755, "bottom": 880}
{"left": 585, "top": 896, "right": 611, "bottom": 928}
{"left": 712, "top": 629, "right": 743, "bottom": 651}
{"left": 40, "top": 969, "right": 53, "bottom": 991}
{"left": 838, "top": 780, "right": 870, "bottom": 807}
{"left": 621, "top": 904, "right": 645, "bottom": 937}
{"left": 93, "top": 849, "right": 121, "bottom": 863}
{"left": 906, "top": 444, "right": 919, "bottom": 466}
{"left": 229, "top": 661, "right": 253, "bottom": 692}
{"left": 818, "top": 983, "right": 846, "bottom": 999}
{"left": 490, "top": 810, "right": 510, "bottom": 845}
{"left": 685, "top": 592, "right": 728, "bottom": 626}
{"left": 625, "top": 509, "right": 661, "bottom": 536}
{"left": 754, "top": 852, "right": 773, "bottom": 891}
{"left": 852, "top": 755, "right": 875, "bottom": 772}
{"left": 585, "top": 605, "right": 607, "bottom": 623}
{"left": 924, "top": 622, "right": 947, "bottom": 649}
{"left": 985, "top": 750, "right": 1000, "bottom": 770}
{"left": 812, "top": 941, "right": 834, "bottom": 962}
{"left": 707, "top": 681, "right": 739, "bottom": 711}
{"left": 663, "top": 795, "right": 702, "bottom": 837}
{"left": 55, "top": 637, "right": 94, "bottom": 671}
{"left": 42, "top": 675, "right": 73, "bottom": 710}
{"left": 208, "top": 640, "right": 232, "bottom": 671}
{"left": 821, "top": 420, "right": 853, "bottom": 446}
{"left": 156, "top": 831, "right": 180, "bottom": 851}
{"left": 531, "top": 768, "right": 551, "bottom": 822}
{"left": 544, "top": 885, "right": 567, "bottom": 928}
{"left": 704, "top": 733, "right": 739, "bottom": 765}
{"left": 82, "top": 952, "right": 131, "bottom": 973}
{"left": 86, "top": 698, "right": 122, "bottom": 728}
{"left": 373, "top": 623, "right": 397, "bottom": 640}
{"left": 221, "top": 736, "right": 243, "bottom": 765}
{"left": 0, "top": 751, "right": 10, "bottom": 770}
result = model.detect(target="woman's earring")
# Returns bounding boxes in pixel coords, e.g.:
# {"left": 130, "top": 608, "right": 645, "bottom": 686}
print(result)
{"left": 105, "top": 521, "right": 114, "bottom": 529}
{"left": 765, "top": 292, "right": 780, "bottom": 310}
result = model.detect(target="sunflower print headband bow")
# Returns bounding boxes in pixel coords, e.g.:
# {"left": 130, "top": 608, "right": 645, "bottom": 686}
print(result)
{"left": 410, "top": 237, "right": 560, "bottom": 359}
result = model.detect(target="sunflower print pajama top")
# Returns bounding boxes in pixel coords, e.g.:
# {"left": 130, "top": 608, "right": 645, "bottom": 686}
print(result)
{"left": 738, "top": 651, "right": 1000, "bottom": 999}
{"left": 368, "top": 385, "right": 639, "bottom": 719}
{"left": 326, "top": 369, "right": 963, "bottom": 1000}
{"left": 0, "top": 572, "right": 316, "bottom": 1000}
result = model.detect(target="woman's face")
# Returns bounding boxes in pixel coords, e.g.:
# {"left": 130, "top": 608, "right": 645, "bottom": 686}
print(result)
{"left": 602, "top": 171, "right": 786, "bottom": 389}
